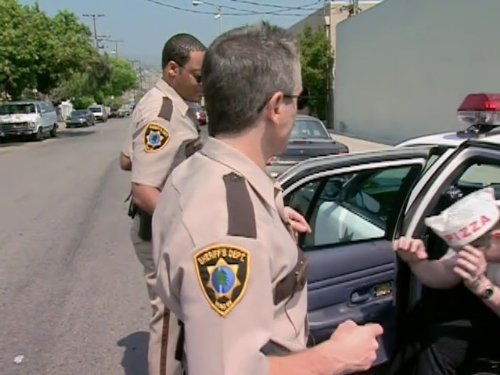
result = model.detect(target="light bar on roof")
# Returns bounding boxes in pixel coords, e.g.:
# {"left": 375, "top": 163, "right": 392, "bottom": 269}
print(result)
{"left": 457, "top": 93, "right": 500, "bottom": 127}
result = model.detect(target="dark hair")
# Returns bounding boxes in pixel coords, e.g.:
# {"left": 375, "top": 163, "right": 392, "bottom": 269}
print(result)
{"left": 202, "top": 22, "right": 300, "bottom": 137}
{"left": 161, "top": 33, "right": 206, "bottom": 70}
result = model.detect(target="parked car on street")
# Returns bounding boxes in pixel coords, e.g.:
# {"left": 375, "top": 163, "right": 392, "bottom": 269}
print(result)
{"left": 0, "top": 100, "right": 58, "bottom": 141}
{"left": 278, "top": 93, "right": 500, "bottom": 374}
{"left": 88, "top": 105, "right": 108, "bottom": 122}
{"left": 117, "top": 106, "right": 131, "bottom": 118}
{"left": 189, "top": 102, "right": 207, "bottom": 126}
{"left": 65, "top": 109, "right": 95, "bottom": 128}
{"left": 266, "top": 115, "right": 349, "bottom": 178}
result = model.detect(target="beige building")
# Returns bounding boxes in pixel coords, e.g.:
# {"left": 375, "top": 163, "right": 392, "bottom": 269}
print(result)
{"left": 288, "top": 1, "right": 382, "bottom": 51}
{"left": 334, "top": 0, "right": 500, "bottom": 144}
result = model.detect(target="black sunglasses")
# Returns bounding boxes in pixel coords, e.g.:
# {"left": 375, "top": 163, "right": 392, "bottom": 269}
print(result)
{"left": 257, "top": 89, "right": 309, "bottom": 112}
{"left": 173, "top": 60, "right": 202, "bottom": 84}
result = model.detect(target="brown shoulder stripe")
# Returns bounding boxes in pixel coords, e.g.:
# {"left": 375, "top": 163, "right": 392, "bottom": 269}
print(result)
{"left": 159, "top": 309, "right": 170, "bottom": 374}
{"left": 158, "top": 97, "right": 173, "bottom": 121}
{"left": 223, "top": 172, "right": 257, "bottom": 239}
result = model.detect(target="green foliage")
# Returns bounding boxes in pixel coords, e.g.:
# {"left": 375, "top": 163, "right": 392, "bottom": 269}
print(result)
{"left": 102, "top": 57, "right": 139, "bottom": 98}
{"left": 51, "top": 54, "right": 113, "bottom": 103}
{"left": 104, "top": 95, "right": 125, "bottom": 109}
{"left": 72, "top": 96, "right": 94, "bottom": 109}
{"left": 0, "top": 1, "right": 137, "bottom": 104}
{"left": 299, "top": 26, "right": 334, "bottom": 120}
{"left": 0, "top": 1, "right": 96, "bottom": 99}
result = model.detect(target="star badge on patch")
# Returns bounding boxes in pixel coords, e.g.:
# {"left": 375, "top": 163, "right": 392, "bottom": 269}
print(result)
{"left": 144, "top": 123, "right": 170, "bottom": 153}
{"left": 194, "top": 244, "right": 250, "bottom": 317}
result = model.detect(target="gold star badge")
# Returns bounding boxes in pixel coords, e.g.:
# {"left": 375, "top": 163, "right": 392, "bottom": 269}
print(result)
{"left": 194, "top": 244, "right": 250, "bottom": 317}
{"left": 206, "top": 258, "right": 241, "bottom": 300}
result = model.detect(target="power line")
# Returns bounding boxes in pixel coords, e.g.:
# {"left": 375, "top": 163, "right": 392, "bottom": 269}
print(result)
{"left": 228, "top": 0, "right": 320, "bottom": 11}
{"left": 145, "top": 0, "right": 320, "bottom": 16}
{"left": 201, "top": 0, "right": 319, "bottom": 13}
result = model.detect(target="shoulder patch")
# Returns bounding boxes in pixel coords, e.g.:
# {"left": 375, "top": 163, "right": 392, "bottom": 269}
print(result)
{"left": 158, "top": 97, "right": 173, "bottom": 121}
{"left": 194, "top": 244, "right": 250, "bottom": 317}
{"left": 223, "top": 173, "right": 257, "bottom": 238}
{"left": 144, "top": 123, "right": 170, "bottom": 153}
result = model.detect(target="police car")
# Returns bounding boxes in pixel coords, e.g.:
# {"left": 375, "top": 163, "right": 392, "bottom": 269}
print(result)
{"left": 279, "top": 93, "right": 500, "bottom": 374}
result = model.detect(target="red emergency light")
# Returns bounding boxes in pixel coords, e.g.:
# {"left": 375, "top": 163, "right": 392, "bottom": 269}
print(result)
{"left": 457, "top": 93, "right": 500, "bottom": 127}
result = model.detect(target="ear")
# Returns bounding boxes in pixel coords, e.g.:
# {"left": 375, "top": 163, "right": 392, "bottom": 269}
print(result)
{"left": 492, "top": 229, "right": 500, "bottom": 239}
{"left": 165, "top": 61, "right": 179, "bottom": 79}
{"left": 265, "top": 91, "right": 284, "bottom": 124}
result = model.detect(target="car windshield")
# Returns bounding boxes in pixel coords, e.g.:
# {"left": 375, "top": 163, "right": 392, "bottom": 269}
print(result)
{"left": 290, "top": 119, "right": 330, "bottom": 141}
{"left": 71, "top": 110, "right": 87, "bottom": 116}
{"left": 0, "top": 103, "right": 36, "bottom": 115}
{"left": 88, "top": 107, "right": 101, "bottom": 113}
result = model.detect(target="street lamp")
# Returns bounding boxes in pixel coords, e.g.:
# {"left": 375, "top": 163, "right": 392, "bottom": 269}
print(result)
{"left": 192, "top": 1, "right": 223, "bottom": 34}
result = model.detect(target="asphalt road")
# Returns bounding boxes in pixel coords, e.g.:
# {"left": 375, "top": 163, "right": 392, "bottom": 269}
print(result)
{"left": 0, "top": 119, "right": 150, "bottom": 375}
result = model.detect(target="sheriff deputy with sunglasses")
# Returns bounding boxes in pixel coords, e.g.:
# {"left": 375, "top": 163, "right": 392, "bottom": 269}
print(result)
{"left": 123, "top": 33, "right": 206, "bottom": 375}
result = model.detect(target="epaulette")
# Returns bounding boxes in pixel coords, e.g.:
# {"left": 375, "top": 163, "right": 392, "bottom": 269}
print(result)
{"left": 223, "top": 172, "right": 257, "bottom": 238}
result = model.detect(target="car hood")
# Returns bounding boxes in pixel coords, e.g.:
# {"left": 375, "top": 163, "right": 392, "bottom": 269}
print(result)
{"left": 0, "top": 113, "right": 37, "bottom": 123}
{"left": 275, "top": 139, "right": 348, "bottom": 163}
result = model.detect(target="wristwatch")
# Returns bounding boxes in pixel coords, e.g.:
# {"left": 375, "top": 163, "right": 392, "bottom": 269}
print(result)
{"left": 479, "top": 285, "right": 495, "bottom": 300}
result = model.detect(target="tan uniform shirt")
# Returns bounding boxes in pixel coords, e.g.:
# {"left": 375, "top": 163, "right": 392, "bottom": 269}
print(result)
{"left": 153, "top": 137, "right": 308, "bottom": 375}
{"left": 131, "top": 79, "right": 200, "bottom": 189}
{"left": 121, "top": 119, "right": 133, "bottom": 159}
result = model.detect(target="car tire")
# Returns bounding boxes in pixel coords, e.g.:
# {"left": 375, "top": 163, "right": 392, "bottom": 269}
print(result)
{"left": 33, "top": 128, "right": 43, "bottom": 141}
{"left": 50, "top": 125, "right": 57, "bottom": 137}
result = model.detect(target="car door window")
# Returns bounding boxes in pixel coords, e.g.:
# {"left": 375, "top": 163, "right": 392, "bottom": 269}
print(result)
{"left": 286, "top": 166, "right": 418, "bottom": 248}
{"left": 407, "top": 157, "right": 500, "bottom": 261}
{"left": 458, "top": 163, "right": 500, "bottom": 189}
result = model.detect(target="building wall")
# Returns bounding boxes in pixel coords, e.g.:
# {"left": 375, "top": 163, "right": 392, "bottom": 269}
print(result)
{"left": 334, "top": 0, "right": 500, "bottom": 144}
{"left": 288, "top": 1, "right": 380, "bottom": 51}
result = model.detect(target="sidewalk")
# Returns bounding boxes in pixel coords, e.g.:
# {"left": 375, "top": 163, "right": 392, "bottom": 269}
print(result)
{"left": 330, "top": 131, "right": 391, "bottom": 153}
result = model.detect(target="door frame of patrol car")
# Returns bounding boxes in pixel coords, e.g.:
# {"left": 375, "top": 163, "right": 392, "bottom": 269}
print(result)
{"left": 395, "top": 141, "right": 500, "bottom": 319}
{"left": 280, "top": 147, "right": 437, "bottom": 368}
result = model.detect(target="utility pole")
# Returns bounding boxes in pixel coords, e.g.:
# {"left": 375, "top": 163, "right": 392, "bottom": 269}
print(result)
{"left": 192, "top": 1, "right": 223, "bottom": 34}
{"left": 348, "top": 0, "right": 360, "bottom": 17}
{"left": 83, "top": 13, "right": 105, "bottom": 49}
{"left": 324, "top": 0, "right": 333, "bottom": 129}
{"left": 106, "top": 39, "right": 124, "bottom": 57}
{"left": 215, "top": 6, "right": 223, "bottom": 34}
{"left": 128, "top": 59, "right": 144, "bottom": 93}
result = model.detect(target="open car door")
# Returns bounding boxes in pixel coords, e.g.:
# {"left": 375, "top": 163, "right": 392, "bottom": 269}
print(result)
{"left": 280, "top": 147, "right": 437, "bottom": 368}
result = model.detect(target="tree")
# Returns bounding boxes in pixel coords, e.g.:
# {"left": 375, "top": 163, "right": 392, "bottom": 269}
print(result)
{"left": 0, "top": 1, "right": 98, "bottom": 99}
{"left": 51, "top": 53, "right": 113, "bottom": 104}
{"left": 103, "top": 57, "right": 139, "bottom": 98}
{"left": 299, "top": 26, "right": 334, "bottom": 120}
{"left": 0, "top": 0, "right": 38, "bottom": 98}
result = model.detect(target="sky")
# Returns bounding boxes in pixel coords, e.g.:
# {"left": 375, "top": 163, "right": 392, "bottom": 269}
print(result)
{"left": 21, "top": 0, "right": 328, "bottom": 70}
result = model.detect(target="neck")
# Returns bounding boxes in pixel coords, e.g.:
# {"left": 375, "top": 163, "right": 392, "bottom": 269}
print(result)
{"left": 162, "top": 73, "right": 173, "bottom": 87}
{"left": 215, "top": 125, "right": 269, "bottom": 170}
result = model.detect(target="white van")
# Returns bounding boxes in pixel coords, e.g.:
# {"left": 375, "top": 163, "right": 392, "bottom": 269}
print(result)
{"left": 88, "top": 104, "right": 108, "bottom": 122}
{"left": 0, "top": 101, "right": 58, "bottom": 141}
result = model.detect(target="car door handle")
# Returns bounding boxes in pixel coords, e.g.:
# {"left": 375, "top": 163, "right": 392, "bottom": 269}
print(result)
{"left": 350, "top": 290, "right": 371, "bottom": 304}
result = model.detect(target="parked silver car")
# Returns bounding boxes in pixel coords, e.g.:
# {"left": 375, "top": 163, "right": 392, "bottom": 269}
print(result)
{"left": 88, "top": 105, "right": 108, "bottom": 122}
